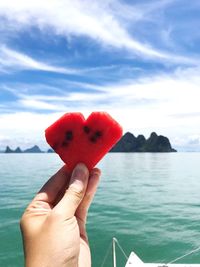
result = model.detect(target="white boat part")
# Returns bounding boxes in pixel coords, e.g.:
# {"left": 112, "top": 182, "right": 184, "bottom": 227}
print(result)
{"left": 101, "top": 238, "right": 200, "bottom": 267}
{"left": 125, "top": 251, "right": 200, "bottom": 267}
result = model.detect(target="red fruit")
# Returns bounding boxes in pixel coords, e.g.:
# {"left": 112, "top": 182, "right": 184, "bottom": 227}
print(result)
{"left": 45, "top": 112, "right": 123, "bottom": 171}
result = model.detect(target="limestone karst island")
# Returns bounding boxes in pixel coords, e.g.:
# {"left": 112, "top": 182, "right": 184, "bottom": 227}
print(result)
{"left": 3, "top": 132, "right": 176, "bottom": 153}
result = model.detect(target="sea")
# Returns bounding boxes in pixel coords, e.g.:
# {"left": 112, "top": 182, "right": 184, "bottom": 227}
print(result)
{"left": 0, "top": 153, "right": 200, "bottom": 267}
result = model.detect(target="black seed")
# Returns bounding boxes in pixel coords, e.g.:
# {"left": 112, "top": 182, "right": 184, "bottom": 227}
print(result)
{"left": 65, "top": 131, "right": 73, "bottom": 141}
{"left": 94, "top": 130, "right": 102, "bottom": 137}
{"left": 83, "top": 126, "right": 90, "bottom": 134}
{"left": 62, "top": 141, "right": 68, "bottom": 147}
{"left": 90, "top": 136, "right": 97, "bottom": 143}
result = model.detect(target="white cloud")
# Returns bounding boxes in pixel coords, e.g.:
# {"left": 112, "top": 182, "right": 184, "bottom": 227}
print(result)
{"left": 2, "top": 65, "right": 200, "bottom": 117}
{"left": 19, "top": 99, "right": 66, "bottom": 111}
{"left": 0, "top": 45, "right": 125, "bottom": 74}
{"left": 1, "top": 65, "right": 200, "bottom": 150}
{"left": 0, "top": 112, "right": 60, "bottom": 150}
{"left": 0, "top": 0, "right": 198, "bottom": 64}
{"left": 0, "top": 45, "right": 79, "bottom": 74}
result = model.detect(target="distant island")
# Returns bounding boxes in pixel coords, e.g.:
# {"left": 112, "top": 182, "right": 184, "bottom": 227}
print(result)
{"left": 4, "top": 145, "right": 44, "bottom": 153}
{"left": 110, "top": 132, "right": 176, "bottom": 152}
{"left": 3, "top": 132, "right": 177, "bottom": 153}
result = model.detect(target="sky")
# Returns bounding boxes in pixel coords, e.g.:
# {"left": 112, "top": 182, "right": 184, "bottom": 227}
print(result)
{"left": 0, "top": 0, "right": 200, "bottom": 151}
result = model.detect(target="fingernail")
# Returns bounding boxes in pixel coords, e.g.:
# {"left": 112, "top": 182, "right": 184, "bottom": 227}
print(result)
{"left": 90, "top": 168, "right": 101, "bottom": 177}
{"left": 70, "top": 163, "right": 89, "bottom": 189}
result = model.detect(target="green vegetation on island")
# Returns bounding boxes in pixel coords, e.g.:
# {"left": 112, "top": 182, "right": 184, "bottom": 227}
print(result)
{"left": 110, "top": 132, "right": 176, "bottom": 152}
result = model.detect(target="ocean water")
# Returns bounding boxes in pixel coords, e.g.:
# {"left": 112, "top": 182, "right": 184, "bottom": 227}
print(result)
{"left": 0, "top": 153, "right": 200, "bottom": 267}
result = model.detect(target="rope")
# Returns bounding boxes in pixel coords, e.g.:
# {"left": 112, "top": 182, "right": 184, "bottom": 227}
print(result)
{"left": 100, "top": 238, "right": 128, "bottom": 267}
{"left": 167, "top": 245, "right": 200, "bottom": 264}
{"left": 115, "top": 238, "right": 129, "bottom": 260}
{"left": 100, "top": 240, "right": 112, "bottom": 267}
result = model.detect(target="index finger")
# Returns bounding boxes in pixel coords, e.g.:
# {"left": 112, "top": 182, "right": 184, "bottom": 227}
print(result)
{"left": 33, "top": 165, "right": 71, "bottom": 205}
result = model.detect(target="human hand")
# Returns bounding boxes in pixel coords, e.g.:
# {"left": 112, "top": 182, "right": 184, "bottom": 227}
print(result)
{"left": 20, "top": 163, "right": 101, "bottom": 267}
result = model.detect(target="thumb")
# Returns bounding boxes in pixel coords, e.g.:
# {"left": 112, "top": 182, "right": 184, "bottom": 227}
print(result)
{"left": 53, "top": 163, "right": 89, "bottom": 219}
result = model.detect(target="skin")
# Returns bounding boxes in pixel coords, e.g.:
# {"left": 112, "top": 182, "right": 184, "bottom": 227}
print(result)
{"left": 20, "top": 163, "right": 101, "bottom": 267}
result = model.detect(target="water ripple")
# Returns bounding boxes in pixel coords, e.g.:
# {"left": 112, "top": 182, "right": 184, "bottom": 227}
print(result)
{"left": 1, "top": 153, "right": 200, "bottom": 266}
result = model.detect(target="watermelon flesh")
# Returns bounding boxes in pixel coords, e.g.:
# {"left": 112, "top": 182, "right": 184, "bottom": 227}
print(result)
{"left": 45, "top": 112, "right": 123, "bottom": 171}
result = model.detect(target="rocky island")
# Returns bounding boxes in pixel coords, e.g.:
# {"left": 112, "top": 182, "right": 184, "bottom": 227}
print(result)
{"left": 4, "top": 145, "right": 43, "bottom": 153}
{"left": 3, "top": 132, "right": 177, "bottom": 153}
{"left": 110, "top": 132, "right": 176, "bottom": 152}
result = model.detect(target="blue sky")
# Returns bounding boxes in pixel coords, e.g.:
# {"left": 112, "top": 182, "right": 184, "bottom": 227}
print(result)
{"left": 0, "top": 0, "right": 200, "bottom": 151}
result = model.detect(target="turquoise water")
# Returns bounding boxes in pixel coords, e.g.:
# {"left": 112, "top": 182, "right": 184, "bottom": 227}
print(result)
{"left": 0, "top": 153, "right": 200, "bottom": 267}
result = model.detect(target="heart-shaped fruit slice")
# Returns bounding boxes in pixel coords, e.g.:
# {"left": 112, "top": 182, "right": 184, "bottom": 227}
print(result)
{"left": 45, "top": 112, "right": 123, "bottom": 170}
